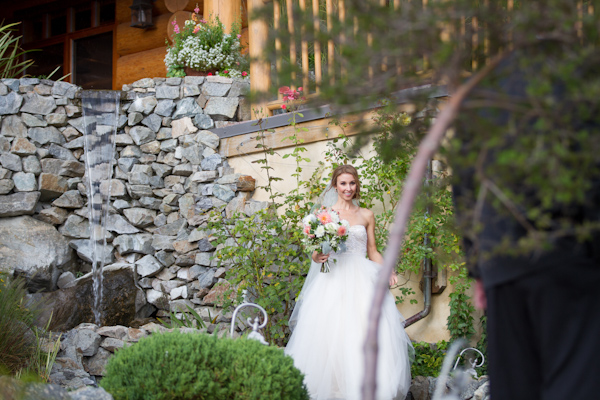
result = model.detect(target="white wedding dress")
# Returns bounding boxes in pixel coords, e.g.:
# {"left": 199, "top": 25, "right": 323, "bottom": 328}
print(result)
{"left": 285, "top": 225, "right": 413, "bottom": 400}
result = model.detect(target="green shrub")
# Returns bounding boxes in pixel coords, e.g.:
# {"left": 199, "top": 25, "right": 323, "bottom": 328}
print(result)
{"left": 0, "top": 273, "right": 39, "bottom": 374}
{"left": 411, "top": 340, "right": 448, "bottom": 378}
{"left": 101, "top": 331, "right": 309, "bottom": 400}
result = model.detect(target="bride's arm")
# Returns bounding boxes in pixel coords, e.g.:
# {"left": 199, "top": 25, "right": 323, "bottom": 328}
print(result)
{"left": 364, "top": 209, "right": 398, "bottom": 286}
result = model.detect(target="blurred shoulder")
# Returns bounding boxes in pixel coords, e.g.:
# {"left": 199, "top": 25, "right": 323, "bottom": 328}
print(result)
{"left": 358, "top": 207, "right": 375, "bottom": 221}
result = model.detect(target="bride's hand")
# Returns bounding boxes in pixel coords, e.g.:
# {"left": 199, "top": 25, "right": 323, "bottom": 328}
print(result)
{"left": 389, "top": 272, "right": 398, "bottom": 287}
{"left": 312, "top": 251, "right": 329, "bottom": 263}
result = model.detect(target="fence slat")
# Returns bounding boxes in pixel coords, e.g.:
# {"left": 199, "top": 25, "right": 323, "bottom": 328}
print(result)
{"left": 327, "top": 0, "right": 335, "bottom": 84}
{"left": 274, "top": 0, "right": 282, "bottom": 99}
{"left": 300, "top": 0, "right": 310, "bottom": 92}
{"left": 287, "top": 0, "right": 297, "bottom": 85}
{"left": 313, "top": 0, "right": 322, "bottom": 92}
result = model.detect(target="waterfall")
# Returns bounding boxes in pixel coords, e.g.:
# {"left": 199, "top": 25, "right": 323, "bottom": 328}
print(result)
{"left": 81, "top": 90, "right": 120, "bottom": 326}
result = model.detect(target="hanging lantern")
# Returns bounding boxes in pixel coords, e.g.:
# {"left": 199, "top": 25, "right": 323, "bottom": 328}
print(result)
{"left": 130, "top": 0, "right": 155, "bottom": 29}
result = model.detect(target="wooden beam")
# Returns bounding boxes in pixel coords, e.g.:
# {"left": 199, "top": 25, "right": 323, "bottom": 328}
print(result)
{"left": 247, "top": 0, "right": 270, "bottom": 118}
{"left": 219, "top": 112, "right": 376, "bottom": 158}
{"left": 116, "top": 13, "right": 171, "bottom": 56}
{"left": 115, "top": 46, "right": 167, "bottom": 88}
{"left": 204, "top": 0, "right": 242, "bottom": 33}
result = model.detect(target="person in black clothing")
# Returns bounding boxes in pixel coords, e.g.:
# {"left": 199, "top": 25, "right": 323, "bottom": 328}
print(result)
{"left": 450, "top": 40, "right": 600, "bottom": 400}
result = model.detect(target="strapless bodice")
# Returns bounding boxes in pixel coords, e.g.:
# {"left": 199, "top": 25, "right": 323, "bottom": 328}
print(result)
{"left": 335, "top": 225, "right": 367, "bottom": 256}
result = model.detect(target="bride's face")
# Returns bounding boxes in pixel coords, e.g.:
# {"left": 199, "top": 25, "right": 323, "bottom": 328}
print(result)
{"left": 335, "top": 173, "right": 357, "bottom": 200}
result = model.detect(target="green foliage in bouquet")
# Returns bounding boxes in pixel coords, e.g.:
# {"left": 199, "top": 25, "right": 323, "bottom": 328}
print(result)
{"left": 165, "top": 6, "right": 248, "bottom": 78}
{"left": 100, "top": 331, "right": 309, "bottom": 400}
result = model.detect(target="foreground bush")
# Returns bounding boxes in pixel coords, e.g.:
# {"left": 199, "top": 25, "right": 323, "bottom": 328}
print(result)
{"left": 101, "top": 331, "right": 309, "bottom": 400}
{"left": 0, "top": 273, "right": 38, "bottom": 374}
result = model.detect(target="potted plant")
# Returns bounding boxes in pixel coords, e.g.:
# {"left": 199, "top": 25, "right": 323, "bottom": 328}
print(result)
{"left": 164, "top": 4, "right": 248, "bottom": 78}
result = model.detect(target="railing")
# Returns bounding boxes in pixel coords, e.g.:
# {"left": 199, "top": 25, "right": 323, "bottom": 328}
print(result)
{"left": 246, "top": 0, "right": 597, "bottom": 116}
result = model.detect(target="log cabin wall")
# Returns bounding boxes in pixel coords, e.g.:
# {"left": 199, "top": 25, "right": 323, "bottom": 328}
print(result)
{"left": 115, "top": 0, "right": 248, "bottom": 90}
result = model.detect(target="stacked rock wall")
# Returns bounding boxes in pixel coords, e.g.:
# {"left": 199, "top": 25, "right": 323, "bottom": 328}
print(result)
{"left": 0, "top": 76, "right": 265, "bottom": 329}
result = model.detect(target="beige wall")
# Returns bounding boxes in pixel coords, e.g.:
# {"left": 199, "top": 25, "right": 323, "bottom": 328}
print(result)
{"left": 225, "top": 118, "right": 484, "bottom": 344}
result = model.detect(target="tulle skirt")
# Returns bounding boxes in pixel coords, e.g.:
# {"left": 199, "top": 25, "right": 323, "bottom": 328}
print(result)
{"left": 285, "top": 253, "right": 413, "bottom": 400}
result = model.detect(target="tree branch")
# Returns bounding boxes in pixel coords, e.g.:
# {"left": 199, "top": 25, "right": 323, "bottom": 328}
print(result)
{"left": 361, "top": 52, "right": 508, "bottom": 400}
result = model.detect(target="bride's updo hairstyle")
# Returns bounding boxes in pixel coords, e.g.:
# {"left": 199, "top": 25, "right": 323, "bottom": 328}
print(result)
{"left": 331, "top": 164, "right": 361, "bottom": 199}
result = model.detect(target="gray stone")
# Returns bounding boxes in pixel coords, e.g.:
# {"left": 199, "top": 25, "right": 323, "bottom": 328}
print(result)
{"left": 140, "top": 140, "right": 161, "bottom": 154}
{"left": 156, "top": 85, "right": 179, "bottom": 99}
{"left": 112, "top": 199, "right": 130, "bottom": 210}
{"left": 13, "top": 172, "right": 37, "bottom": 191}
{"left": 57, "top": 271, "right": 76, "bottom": 289}
{"left": 106, "top": 214, "right": 140, "bottom": 234}
{"left": 0, "top": 215, "right": 73, "bottom": 290}
{"left": 37, "top": 207, "right": 69, "bottom": 225}
{"left": 69, "top": 239, "right": 114, "bottom": 264}
{"left": 202, "top": 82, "right": 231, "bottom": 97}
{"left": 172, "top": 97, "right": 202, "bottom": 119}
{"left": 190, "top": 170, "right": 217, "bottom": 182}
{"left": 52, "top": 81, "right": 78, "bottom": 98}
{"left": 170, "top": 285, "right": 188, "bottom": 299}
{"left": 0, "top": 91, "right": 23, "bottom": 115}
{"left": 21, "top": 92, "right": 57, "bottom": 115}
{"left": 59, "top": 215, "right": 90, "bottom": 238}
{"left": 48, "top": 143, "right": 77, "bottom": 161}
{"left": 195, "top": 130, "right": 220, "bottom": 149}
{"left": 117, "top": 157, "right": 138, "bottom": 172}
{"left": 11, "top": 137, "right": 36, "bottom": 155}
{"left": 212, "top": 184, "right": 235, "bottom": 202}
{"left": 22, "top": 112, "right": 48, "bottom": 127}
{"left": 245, "top": 200, "right": 270, "bottom": 216}
{"left": 0, "top": 137, "right": 9, "bottom": 153}
{"left": 142, "top": 113, "right": 162, "bottom": 132}
{"left": 152, "top": 278, "right": 184, "bottom": 293}
{"left": 181, "top": 145, "right": 204, "bottom": 165}
{"left": 155, "top": 250, "right": 175, "bottom": 267}
{"left": 188, "top": 228, "right": 207, "bottom": 242}
{"left": 0, "top": 192, "right": 40, "bottom": 217}
{"left": 195, "top": 197, "right": 213, "bottom": 211}
{"left": 136, "top": 255, "right": 163, "bottom": 277}
{"left": 173, "top": 164, "right": 194, "bottom": 176}
{"left": 29, "top": 126, "right": 65, "bottom": 145}
{"left": 46, "top": 113, "right": 68, "bottom": 126}
{"left": 67, "top": 117, "right": 89, "bottom": 134}
{"left": 197, "top": 269, "right": 216, "bottom": 289}
{"left": 169, "top": 299, "right": 195, "bottom": 313}
{"left": 69, "top": 385, "right": 114, "bottom": 400}
{"left": 128, "top": 96, "right": 158, "bottom": 114}
{"left": 128, "top": 171, "right": 150, "bottom": 185}
{"left": 100, "top": 337, "right": 125, "bottom": 352}
{"left": 127, "top": 184, "right": 153, "bottom": 199}
{"left": 193, "top": 114, "right": 215, "bottom": 130}
{"left": 129, "top": 126, "right": 156, "bottom": 145}
{"left": 52, "top": 190, "right": 84, "bottom": 208}
{"left": 0, "top": 166, "right": 11, "bottom": 179}
{"left": 65, "top": 105, "right": 82, "bottom": 118}
{"left": 115, "top": 133, "right": 133, "bottom": 146}
{"left": 132, "top": 78, "right": 155, "bottom": 88}
{"left": 63, "top": 135, "right": 84, "bottom": 149}
{"left": 155, "top": 99, "right": 175, "bottom": 117}
{"left": 74, "top": 329, "right": 102, "bottom": 357}
{"left": 171, "top": 117, "right": 198, "bottom": 138}
{"left": 157, "top": 127, "right": 172, "bottom": 140}
{"left": 113, "top": 233, "right": 153, "bottom": 255}
{"left": 39, "top": 173, "right": 68, "bottom": 200}
{"left": 2, "top": 115, "right": 27, "bottom": 136}
{"left": 121, "top": 145, "right": 142, "bottom": 158}
{"left": 3, "top": 79, "right": 19, "bottom": 91}
{"left": 153, "top": 218, "right": 187, "bottom": 236}
{"left": 128, "top": 111, "right": 143, "bottom": 126}
{"left": 0, "top": 152, "right": 22, "bottom": 171}
{"left": 228, "top": 79, "right": 250, "bottom": 97}
{"left": 204, "top": 97, "right": 239, "bottom": 120}
{"left": 146, "top": 289, "right": 169, "bottom": 309}
{"left": 124, "top": 207, "right": 156, "bottom": 227}
{"left": 217, "top": 173, "right": 241, "bottom": 184}
{"left": 151, "top": 235, "right": 176, "bottom": 251}
{"left": 181, "top": 84, "right": 201, "bottom": 97}
{"left": 197, "top": 238, "right": 215, "bottom": 252}
{"left": 183, "top": 76, "right": 205, "bottom": 85}
{"left": 151, "top": 163, "right": 173, "bottom": 178}
{"left": 165, "top": 77, "right": 182, "bottom": 85}
{"left": 139, "top": 196, "right": 161, "bottom": 209}
{"left": 100, "top": 179, "right": 127, "bottom": 198}
{"left": 201, "top": 153, "right": 222, "bottom": 170}
{"left": 0, "top": 179, "right": 15, "bottom": 194}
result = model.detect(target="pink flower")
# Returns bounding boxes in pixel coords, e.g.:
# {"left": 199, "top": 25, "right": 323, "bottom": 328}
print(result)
{"left": 242, "top": 71, "right": 248, "bottom": 77}
{"left": 303, "top": 225, "right": 311, "bottom": 235}
{"left": 208, "top": 73, "right": 212, "bottom": 76}
{"left": 193, "top": 25, "right": 200, "bottom": 34}
{"left": 237, "top": 34, "right": 241, "bottom": 39}
{"left": 223, "top": 70, "right": 228, "bottom": 74}
{"left": 174, "top": 25, "right": 180, "bottom": 34}
{"left": 309, "top": 234, "right": 315, "bottom": 238}
{"left": 298, "top": 87, "right": 303, "bottom": 92}
{"left": 281, "top": 104, "right": 287, "bottom": 110}
{"left": 194, "top": 4, "right": 200, "bottom": 14}
{"left": 200, "top": 19, "right": 207, "bottom": 24}
{"left": 337, "top": 226, "right": 347, "bottom": 237}
{"left": 171, "top": 20, "right": 177, "bottom": 25}
{"left": 317, "top": 211, "right": 332, "bottom": 224}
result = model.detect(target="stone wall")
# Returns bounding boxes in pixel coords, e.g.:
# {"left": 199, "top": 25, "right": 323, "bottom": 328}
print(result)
{"left": 0, "top": 76, "right": 266, "bottom": 330}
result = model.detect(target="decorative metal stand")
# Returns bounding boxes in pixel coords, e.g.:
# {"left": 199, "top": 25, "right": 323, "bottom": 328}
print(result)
{"left": 431, "top": 340, "right": 486, "bottom": 400}
{"left": 453, "top": 347, "right": 485, "bottom": 379}
{"left": 229, "top": 294, "right": 269, "bottom": 345}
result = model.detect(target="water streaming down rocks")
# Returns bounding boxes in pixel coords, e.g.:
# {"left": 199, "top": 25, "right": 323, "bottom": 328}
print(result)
{"left": 82, "top": 91, "right": 121, "bottom": 326}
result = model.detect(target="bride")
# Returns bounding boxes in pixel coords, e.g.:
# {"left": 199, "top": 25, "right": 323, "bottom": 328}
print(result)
{"left": 285, "top": 164, "right": 413, "bottom": 400}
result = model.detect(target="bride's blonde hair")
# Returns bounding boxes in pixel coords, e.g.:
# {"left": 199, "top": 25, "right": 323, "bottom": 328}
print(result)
{"left": 331, "top": 165, "right": 361, "bottom": 199}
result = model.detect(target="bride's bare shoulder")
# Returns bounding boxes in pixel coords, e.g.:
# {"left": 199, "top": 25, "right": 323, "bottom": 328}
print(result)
{"left": 358, "top": 207, "right": 375, "bottom": 220}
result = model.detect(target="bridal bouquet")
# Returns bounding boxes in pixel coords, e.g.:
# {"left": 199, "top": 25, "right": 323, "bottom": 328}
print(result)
{"left": 301, "top": 207, "right": 350, "bottom": 273}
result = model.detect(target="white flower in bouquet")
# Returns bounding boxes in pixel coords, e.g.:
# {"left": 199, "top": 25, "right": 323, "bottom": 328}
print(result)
{"left": 300, "top": 207, "right": 350, "bottom": 273}
{"left": 315, "top": 225, "right": 325, "bottom": 238}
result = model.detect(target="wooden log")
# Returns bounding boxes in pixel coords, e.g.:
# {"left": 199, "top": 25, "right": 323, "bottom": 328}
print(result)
{"left": 116, "top": 13, "right": 171, "bottom": 57}
{"left": 116, "top": 0, "right": 171, "bottom": 24}
{"left": 115, "top": 46, "right": 168, "bottom": 89}
{"left": 204, "top": 0, "right": 242, "bottom": 33}
{"left": 165, "top": 0, "right": 189, "bottom": 13}
{"left": 248, "top": 0, "right": 270, "bottom": 117}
